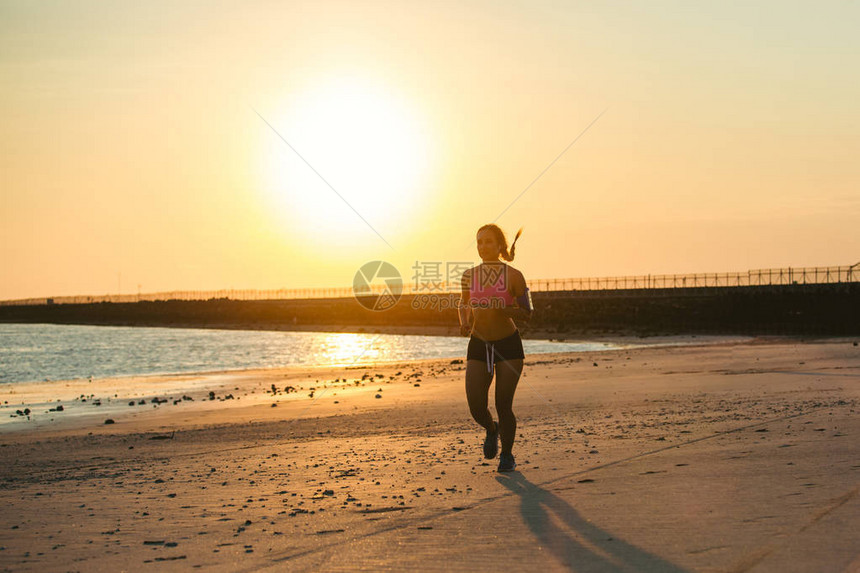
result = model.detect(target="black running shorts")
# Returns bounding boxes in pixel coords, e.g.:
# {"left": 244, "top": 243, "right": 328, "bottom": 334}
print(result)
{"left": 467, "top": 330, "right": 525, "bottom": 364}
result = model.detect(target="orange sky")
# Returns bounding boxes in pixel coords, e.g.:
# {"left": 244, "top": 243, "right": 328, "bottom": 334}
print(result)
{"left": 2, "top": 1, "right": 859, "bottom": 300}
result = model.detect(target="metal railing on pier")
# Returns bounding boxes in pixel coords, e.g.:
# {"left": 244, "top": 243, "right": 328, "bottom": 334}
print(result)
{"left": 1, "top": 265, "right": 856, "bottom": 306}
{"left": 526, "top": 265, "right": 857, "bottom": 292}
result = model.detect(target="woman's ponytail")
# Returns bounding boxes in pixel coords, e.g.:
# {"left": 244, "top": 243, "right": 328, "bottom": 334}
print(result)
{"left": 505, "top": 227, "right": 523, "bottom": 262}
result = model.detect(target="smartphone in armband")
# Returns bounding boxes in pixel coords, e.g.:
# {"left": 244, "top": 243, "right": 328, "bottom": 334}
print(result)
{"left": 516, "top": 288, "right": 533, "bottom": 312}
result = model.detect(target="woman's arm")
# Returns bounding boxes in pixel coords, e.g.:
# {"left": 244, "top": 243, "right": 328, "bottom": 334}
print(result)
{"left": 458, "top": 269, "right": 473, "bottom": 336}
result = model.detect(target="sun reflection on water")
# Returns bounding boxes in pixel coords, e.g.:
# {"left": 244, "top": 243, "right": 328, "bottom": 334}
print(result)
{"left": 315, "top": 333, "right": 388, "bottom": 367}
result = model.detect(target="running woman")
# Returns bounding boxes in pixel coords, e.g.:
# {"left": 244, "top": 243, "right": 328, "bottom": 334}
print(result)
{"left": 459, "top": 224, "right": 533, "bottom": 472}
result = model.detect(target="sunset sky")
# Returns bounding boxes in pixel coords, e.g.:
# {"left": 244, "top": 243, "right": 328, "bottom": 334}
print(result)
{"left": 2, "top": 1, "right": 859, "bottom": 300}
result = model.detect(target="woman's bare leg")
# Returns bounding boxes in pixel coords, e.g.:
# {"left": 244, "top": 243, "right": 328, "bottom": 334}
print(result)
{"left": 465, "top": 359, "right": 494, "bottom": 431}
{"left": 494, "top": 358, "right": 523, "bottom": 454}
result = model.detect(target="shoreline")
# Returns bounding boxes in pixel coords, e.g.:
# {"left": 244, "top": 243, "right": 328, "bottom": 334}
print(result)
{"left": 0, "top": 335, "right": 846, "bottom": 438}
{"left": 5, "top": 317, "right": 855, "bottom": 344}
{"left": 1, "top": 319, "right": 760, "bottom": 340}
{"left": 0, "top": 323, "right": 758, "bottom": 388}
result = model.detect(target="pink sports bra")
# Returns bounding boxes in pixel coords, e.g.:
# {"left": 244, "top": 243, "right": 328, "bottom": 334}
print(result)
{"left": 470, "top": 265, "right": 515, "bottom": 308}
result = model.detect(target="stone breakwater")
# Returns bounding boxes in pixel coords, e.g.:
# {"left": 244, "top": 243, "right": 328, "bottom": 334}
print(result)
{"left": 1, "top": 282, "right": 858, "bottom": 335}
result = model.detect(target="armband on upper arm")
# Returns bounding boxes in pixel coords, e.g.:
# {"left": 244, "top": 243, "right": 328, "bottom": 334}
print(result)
{"left": 516, "top": 288, "right": 533, "bottom": 312}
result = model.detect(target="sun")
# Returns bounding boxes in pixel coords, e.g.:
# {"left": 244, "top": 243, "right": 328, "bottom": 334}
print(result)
{"left": 258, "top": 75, "right": 432, "bottom": 245}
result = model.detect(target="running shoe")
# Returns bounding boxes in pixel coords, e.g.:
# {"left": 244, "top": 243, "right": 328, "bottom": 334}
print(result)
{"left": 498, "top": 452, "right": 517, "bottom": 472}
{"left": 483, "top": 421, "right": 499, "bottom": 459}
{"left": 497, "top": 452, "right": 516, "bottom": 472}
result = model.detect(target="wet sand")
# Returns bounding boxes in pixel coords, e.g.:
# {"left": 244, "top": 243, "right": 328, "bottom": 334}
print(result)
{"left": 0, "top": 338, "right": 858, "bottom": 571}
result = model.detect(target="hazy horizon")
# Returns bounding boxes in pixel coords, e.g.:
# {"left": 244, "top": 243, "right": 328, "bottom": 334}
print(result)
{"left": 3, "top": 1, "right": 859, "bottom": 300}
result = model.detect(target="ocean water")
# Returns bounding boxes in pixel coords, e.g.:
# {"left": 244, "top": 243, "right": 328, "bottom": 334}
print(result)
{"left": 0, "top": 323, "right": 637, "bottom": 385}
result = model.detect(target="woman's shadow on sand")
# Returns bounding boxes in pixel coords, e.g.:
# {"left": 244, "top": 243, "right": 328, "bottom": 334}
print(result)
{"left": 496, "top": 472, "right": 689, "bottom": 572}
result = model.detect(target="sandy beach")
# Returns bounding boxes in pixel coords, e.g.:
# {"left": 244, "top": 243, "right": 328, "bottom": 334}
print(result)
{"left": 1, "top": 337, "right": 858, "bottom": 572}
